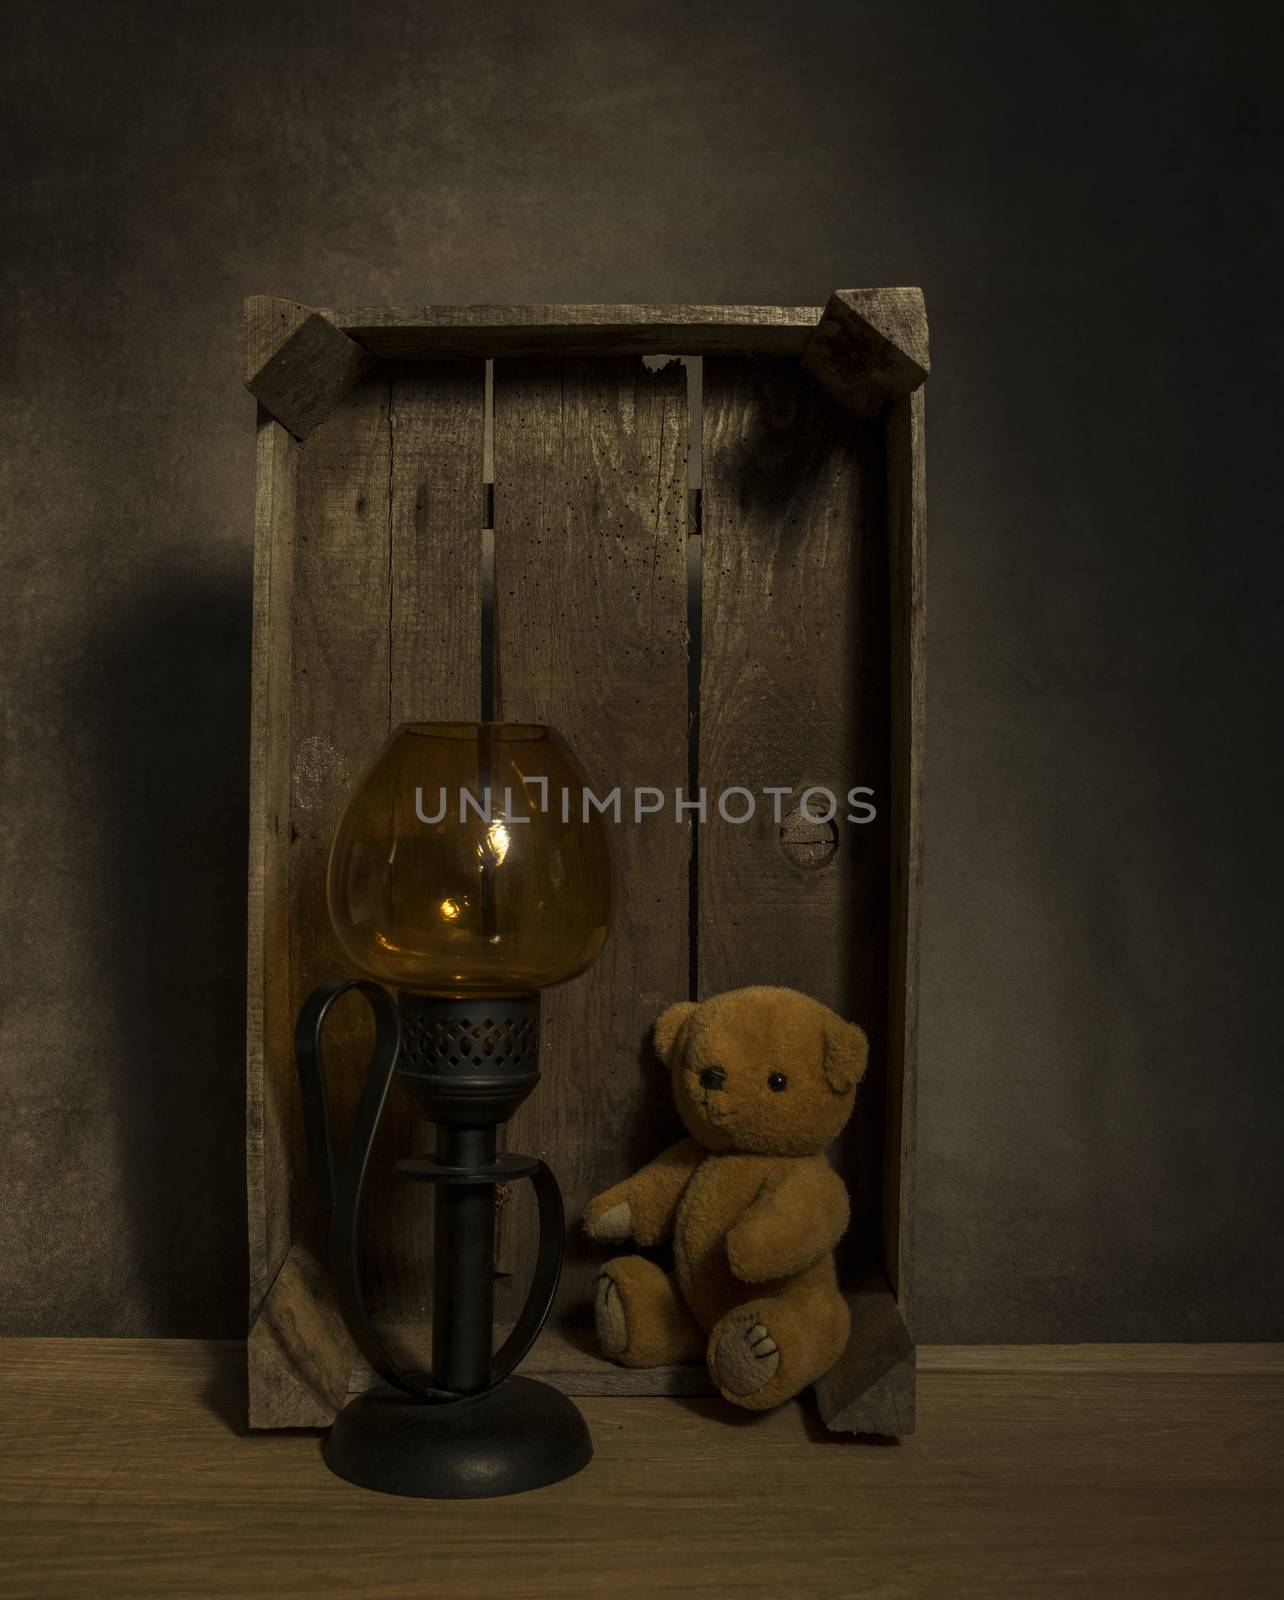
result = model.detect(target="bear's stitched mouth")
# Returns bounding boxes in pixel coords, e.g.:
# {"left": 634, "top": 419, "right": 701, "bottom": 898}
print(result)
{"left": 699, "top": 1091, "right": 729, "bottom": 1125}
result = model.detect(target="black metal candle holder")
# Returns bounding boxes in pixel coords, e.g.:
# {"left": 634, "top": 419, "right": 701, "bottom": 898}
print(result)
{"left": 294, "top": 982, "right": 591, "bottom": 1499}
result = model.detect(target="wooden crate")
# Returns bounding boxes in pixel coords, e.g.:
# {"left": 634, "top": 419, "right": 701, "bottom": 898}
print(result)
{"left": 244, "top": 293, "right": 926, "bottom": 1435}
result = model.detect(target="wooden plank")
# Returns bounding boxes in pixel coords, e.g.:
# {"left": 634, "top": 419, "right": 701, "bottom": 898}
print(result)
{"left": 6, "top": 1339, "right": 1284, "bottom": 1599}
{"left": 492, "top": 356, "right": 690, "bottom": 1328}
{"left": 334, "top": 303, "right": 824, "bottom": 361}
{"left": 698, "top": 356, "right": 889, "bottom": 1271}
{"left": 246, "top": 410, "right": 298, "bottom": 1322}
{"left": 800, "top": 288, "right": 929, "bottom": 419}
{"left": 282, "top": 372, "right": 393, "bottom": 1410}
{"left": 387, "top": 363, "right": 485, "bottom": 723}
{"left": 883, "top": 389, "right": 925, "bottom": 1329}
{"left": 814, "top": 1269, "right": 915, "bottom": 1435}
{"left": 367, "top": 362, "right": 486, "bottom": 1349}
{"left": 349, "top": 1324, "right": 716, "bottom": 1400}
{"left": 249, "top": 365, "right": 487, "bottom": 1423}
{"left": 332, "top": 1329, "right": 1273, "bottom": 1407}
{"left": 244, "top": 296, "right": 376, "bottom": 442}
{"left": 247, "top": 1243, "right": 352, "bottom": 1428}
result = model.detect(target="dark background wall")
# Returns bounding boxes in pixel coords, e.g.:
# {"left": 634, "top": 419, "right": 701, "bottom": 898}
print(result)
{"left": 3, "top": 0, "right": 1281, "bottom": 1342}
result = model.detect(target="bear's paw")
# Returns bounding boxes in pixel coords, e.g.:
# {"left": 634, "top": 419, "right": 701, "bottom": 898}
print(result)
{"left": 585, "top": 1199, "right": 632, "bottom": 1242}
{"left": 712, "top": 1317, "right": 780, "bottom": 1398}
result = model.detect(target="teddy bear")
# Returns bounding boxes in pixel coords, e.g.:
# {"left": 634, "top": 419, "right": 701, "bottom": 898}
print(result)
{"left": 583, "top": 985, "right": 867, "bottom": 1411}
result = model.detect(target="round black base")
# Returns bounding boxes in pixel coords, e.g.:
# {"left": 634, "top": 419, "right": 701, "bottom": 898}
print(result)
{"left": 323, "top": 1377, "right": 593, "bottom": 1499}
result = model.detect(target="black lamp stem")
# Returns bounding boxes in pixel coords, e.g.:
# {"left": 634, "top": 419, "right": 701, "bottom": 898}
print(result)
{"left": 431, "top": 1122, "right": 498, "bottom": 1394}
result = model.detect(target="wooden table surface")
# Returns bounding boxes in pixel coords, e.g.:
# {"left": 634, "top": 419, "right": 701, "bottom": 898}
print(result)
{"left": 1, "top": 1340, "right": 1280, "bottom": 1599}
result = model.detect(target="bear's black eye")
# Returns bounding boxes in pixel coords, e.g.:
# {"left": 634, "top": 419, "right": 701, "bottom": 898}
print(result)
{"left": 768, "top": 1071, "right": 788, "bottom": 1092}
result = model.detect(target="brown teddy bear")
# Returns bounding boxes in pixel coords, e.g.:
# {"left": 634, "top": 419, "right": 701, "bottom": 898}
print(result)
{"left": 583, "top": 985, "right": 867, "bottom": 1410}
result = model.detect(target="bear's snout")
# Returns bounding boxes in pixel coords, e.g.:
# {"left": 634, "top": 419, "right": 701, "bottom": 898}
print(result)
{"left": 699, "top": 1064, "right": 726, "bottom": 1091}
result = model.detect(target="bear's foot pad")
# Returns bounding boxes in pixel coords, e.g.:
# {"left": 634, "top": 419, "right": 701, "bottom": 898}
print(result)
{"left": 714, "top": 1319, "right": 781, "bottom": 1398}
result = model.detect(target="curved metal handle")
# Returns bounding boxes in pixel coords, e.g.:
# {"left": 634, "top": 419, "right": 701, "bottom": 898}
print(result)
{"left": 490, "top": 1159, "right": 566, "bottom": 1384}
{"left": 296, "top": 981, "right": 564, "bottom": 1403}
{"left": 294, "top": 980, "right": 441, "bottom": 1402}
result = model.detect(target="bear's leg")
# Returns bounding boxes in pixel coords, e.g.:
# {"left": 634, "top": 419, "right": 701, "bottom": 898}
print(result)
{"left": 707, "top": 1280, "right": 850, "bottom": 1410}
{"left": 595, "top": 1255, "right": 704, "bottom": 1368}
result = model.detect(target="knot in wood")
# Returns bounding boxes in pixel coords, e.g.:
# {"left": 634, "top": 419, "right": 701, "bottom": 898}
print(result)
{"left": 779, "top": 806, "right": 839, "bottom": 869}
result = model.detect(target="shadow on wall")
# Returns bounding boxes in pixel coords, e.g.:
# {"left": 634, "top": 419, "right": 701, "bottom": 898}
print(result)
{"left": 75, "top": 569, "right": 250, "bottom": 1335}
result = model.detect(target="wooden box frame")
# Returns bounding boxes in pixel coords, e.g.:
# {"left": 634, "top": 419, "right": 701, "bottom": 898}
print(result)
{"left": 244, "top": 292, "right": 926, "bottom": 1435}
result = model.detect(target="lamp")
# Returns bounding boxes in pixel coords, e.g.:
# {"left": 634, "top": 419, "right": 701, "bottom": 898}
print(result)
{"left": 295, "top": 721, "right": 613, "bottom": 1497}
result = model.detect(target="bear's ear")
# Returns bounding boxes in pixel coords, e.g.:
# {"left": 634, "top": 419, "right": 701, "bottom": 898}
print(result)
{"left": 822, "top": 1018, "right": 869, "bottom": 1095}
{"left": 653, "top": 1001, "right": 697, "bottom": 1066}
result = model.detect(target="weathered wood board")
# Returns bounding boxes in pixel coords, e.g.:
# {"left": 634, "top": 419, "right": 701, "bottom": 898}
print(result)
{"left": 882, "top": 388, "right": 925, "bottom": 1328}
{"left": 699, "top": 357, "right": 889, "bottom": 1269}
{"left": 246, "top": 410, "right": 298, "bottom": 1325}
{"left": 244, "top": 295, "right": 926, "bottom": 1434}
{"left": 492, "top": 357, "right": 691, "bottom": 1325}
{"left": 247, "top": 365, "right": 486, "bottom": 1416}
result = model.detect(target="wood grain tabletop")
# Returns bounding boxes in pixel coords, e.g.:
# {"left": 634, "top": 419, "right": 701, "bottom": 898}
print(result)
{"left": 0, "top": 1340, "right": 1280, "bottom": 1599}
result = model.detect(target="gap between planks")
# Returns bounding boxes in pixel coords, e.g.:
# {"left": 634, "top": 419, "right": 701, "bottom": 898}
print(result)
{"left": 921, "top": 1344, "right": 1284, "bottom": 1375}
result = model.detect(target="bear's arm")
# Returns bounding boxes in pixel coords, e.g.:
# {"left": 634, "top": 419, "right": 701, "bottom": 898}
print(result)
{"left": 725, "top": 1159, "right": 850, "bottom": 1283}
{"left": 582, "top": 1137, "right": 704, "bottom": 1247}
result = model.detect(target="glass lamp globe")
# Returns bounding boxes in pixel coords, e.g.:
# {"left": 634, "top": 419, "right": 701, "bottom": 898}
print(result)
{"left": 327, "top": 722, "right": 613, "bottom": 996}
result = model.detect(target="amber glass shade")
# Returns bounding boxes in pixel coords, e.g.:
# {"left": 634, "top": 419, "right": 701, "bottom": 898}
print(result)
{"left": 327, "top": 723, "right": 613, "bottom": 996}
